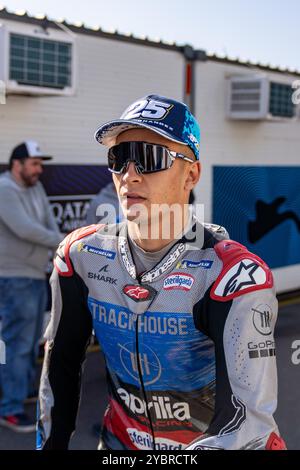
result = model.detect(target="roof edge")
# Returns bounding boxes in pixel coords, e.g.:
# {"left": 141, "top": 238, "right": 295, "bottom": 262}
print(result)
{"left": 0, "top": 7, "right": 299, "bottom": 76}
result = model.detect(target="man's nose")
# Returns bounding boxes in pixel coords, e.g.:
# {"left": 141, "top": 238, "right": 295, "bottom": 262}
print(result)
{"left": 122, "top": 161, "right": 142, "bottom": 181}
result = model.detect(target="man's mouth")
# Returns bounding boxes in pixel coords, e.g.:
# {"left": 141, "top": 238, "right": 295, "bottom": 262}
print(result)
{"left": 123, "top": 192, "right": 147, "bottom": 204}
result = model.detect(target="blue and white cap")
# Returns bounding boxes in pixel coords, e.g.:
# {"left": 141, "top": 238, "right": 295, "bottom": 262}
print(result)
{"left": 10, "top": 140, "right": 52, "bottom": 162}
{"left": 94, "top": 94, "right": 200, "bottom": 160}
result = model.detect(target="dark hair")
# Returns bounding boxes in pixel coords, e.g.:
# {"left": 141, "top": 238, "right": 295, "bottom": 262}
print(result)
{"left": 8, "top": 157, "right": 26, "bottom": 171}
{"left": 188, "top": 190, "right": 195, "bottom": 205}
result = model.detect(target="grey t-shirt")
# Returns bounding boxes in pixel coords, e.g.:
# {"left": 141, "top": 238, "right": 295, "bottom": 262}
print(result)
{"left": 0, "top": 171, "right": 63, "bottom": 279}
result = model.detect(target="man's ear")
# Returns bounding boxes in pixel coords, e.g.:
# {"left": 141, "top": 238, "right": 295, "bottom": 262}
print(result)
{"left": 12, "top": 159, "right": 21, "bottom": 172}
{"left": 185, "top": 161, "right": 201, "bottom": 191}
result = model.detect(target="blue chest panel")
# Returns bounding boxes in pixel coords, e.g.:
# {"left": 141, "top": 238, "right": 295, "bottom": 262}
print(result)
{"left": 88, "top": 297, "right": 215, "bottom": 392}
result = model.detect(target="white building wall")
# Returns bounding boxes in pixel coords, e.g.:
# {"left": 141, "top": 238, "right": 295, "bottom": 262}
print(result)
{"left": 0, "top": 19, "right": 185, "bottom": 164}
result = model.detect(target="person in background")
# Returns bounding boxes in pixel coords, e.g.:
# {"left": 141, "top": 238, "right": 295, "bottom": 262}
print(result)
{"left": 0, "top": 140, "right": 64, "bottom": 432}
{"left": 85, "top": 181, "right": 124, "bottom": 225}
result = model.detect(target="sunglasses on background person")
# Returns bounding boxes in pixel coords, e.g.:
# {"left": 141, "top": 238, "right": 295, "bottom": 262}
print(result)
{"left": 107, "top": 141, "right": 195, "bottom": 175}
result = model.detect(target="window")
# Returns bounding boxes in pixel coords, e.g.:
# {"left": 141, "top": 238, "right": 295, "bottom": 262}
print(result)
{"left": 9, "top": 33, "right": 72, "bottom": 89}
{"left": 269, "top": 82, "right": 295, "bottom": 118}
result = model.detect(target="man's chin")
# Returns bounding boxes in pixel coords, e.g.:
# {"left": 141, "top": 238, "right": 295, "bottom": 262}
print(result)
{"left": 122, "top": 202, "right": 149, "bottom": 222}
{"left": 124, "top": 212, "right": 149, "bottom": 224}
{"left": 24, "top": 177, "right": 39, "bottom": 187}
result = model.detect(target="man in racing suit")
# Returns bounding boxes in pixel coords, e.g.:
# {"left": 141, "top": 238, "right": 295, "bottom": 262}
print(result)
{"left": 37, "top": 95, "right": 286, "bottom": 450}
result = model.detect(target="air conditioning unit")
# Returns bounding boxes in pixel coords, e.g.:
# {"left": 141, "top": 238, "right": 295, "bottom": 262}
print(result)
{"left": 0, "top": 22, "right": 76, "bottom": 96}
{"left": 226, "top": 75, "right": 270, "bottom": 119}
{"left": 226, "top": 75, "right": 297, "bottom": 120}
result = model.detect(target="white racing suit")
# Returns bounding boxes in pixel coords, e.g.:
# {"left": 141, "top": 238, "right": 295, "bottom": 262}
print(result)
{"left": 37, "top": 219, "right": 286, "bottom": 450}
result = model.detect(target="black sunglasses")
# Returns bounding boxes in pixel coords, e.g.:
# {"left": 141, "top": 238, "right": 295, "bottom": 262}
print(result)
{"left": 107, "top": 141, "right": 195, "bottom": 175}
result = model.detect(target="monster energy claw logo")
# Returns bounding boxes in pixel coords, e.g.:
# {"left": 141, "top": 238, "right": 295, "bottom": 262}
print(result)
{"left": 252, "top": 304, "right": 273, "bottom": 336}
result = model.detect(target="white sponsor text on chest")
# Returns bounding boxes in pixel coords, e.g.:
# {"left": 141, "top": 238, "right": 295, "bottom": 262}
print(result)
{"left": 90, "top": 304, "right": 188, "bottom": 335}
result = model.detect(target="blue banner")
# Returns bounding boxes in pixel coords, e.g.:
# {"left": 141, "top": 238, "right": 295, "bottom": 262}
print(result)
{"left": 213, "top": 166, "right": 300, "bottom": 269}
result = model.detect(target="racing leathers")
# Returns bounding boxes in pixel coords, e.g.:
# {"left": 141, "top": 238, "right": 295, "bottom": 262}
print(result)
{"left": 37, "top": 218, "right": 286, "bottom": 450}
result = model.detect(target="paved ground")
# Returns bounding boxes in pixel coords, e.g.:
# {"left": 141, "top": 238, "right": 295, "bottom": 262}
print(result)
{"left": 0, "top": 300, "right": 299, "bottom": 450}
{"left": 273, "top": 299, "right": 300, "bottom": 450}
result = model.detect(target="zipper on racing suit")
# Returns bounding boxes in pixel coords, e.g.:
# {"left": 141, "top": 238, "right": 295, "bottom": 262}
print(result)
{"left": 135, "top": 284, "right": 158, "bottom": 450}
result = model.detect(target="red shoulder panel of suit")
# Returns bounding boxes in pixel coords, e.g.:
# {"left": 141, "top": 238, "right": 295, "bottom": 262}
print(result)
{"left": 210, "top": 239, "right": 274, "bottom": 302}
